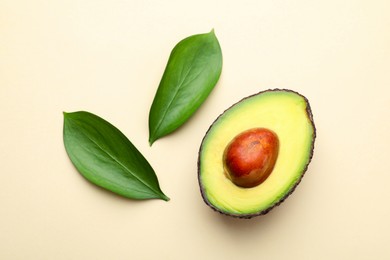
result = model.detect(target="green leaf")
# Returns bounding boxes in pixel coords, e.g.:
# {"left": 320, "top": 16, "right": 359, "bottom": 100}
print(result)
{"left": 63, "top": 111, "right": 169, "bottom": 201}
{"left": 149, "top": 29, "right": 223, "bottom": 145}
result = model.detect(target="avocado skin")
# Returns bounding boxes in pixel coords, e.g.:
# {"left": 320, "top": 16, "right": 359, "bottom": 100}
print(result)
{"left": 197, "top": 89, "right": 316, "bottom": 219}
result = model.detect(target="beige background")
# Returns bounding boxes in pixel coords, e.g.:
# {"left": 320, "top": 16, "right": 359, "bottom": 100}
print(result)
{"left": 1, "top": 0, "right": 390, "bottom": 259}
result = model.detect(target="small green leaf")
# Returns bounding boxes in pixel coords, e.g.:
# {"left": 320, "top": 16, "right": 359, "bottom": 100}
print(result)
{"left": 149, "top": 29, "right": 223, "bottom": 145}
{"left": 63, "top": 111, "right": 169, "bottom": 201}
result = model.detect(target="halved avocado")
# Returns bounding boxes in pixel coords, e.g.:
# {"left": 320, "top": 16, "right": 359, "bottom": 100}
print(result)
{"left": 198, "top": 89, "right": 316, "bottom": 218}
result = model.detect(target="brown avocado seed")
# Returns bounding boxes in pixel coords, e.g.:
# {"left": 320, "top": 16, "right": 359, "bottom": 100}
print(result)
{"left": 223, "top": 128, "right": 279, "bottom": 188}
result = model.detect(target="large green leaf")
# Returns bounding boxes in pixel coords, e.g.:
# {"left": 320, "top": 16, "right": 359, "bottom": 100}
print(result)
{"left": 149, "top": 30, "right": 223, "bottom": 145}
{"left": 63, "top": 111, "right": 169, "bottom": 201}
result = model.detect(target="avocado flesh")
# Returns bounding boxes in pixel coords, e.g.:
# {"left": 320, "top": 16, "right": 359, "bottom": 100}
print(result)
{"left": 198, "top": 89, "right": 315, "bottom": 217}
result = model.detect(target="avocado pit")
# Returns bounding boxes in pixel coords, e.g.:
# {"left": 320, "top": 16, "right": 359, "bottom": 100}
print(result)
{"left": 223, "top": 128, "right": 279, "bottom": 188}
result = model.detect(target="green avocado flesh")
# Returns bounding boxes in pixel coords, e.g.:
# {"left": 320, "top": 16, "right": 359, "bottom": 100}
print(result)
{"left": 198, "top": 89, "right": 315, "bottom": 217}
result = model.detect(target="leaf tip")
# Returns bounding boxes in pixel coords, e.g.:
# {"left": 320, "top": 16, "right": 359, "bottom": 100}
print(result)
{"left": 161, "top": 194, "right": 170, "bottom": 201}
{"left": 149, "top": 136, "right": 156, "bottom": 146}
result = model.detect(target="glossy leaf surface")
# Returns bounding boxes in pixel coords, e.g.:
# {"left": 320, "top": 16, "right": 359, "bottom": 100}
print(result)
{"left": 63, "top": 111, "right": 169, "bottom": 201}
{"left": 149, "top": 30, "right": 222, "bottom": 145}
